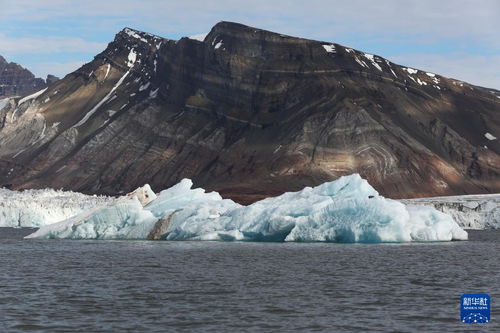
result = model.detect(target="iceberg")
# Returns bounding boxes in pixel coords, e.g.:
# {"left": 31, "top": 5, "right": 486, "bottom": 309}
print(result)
{"left": 25, "top": 174, "right": 468, "bottom": 242}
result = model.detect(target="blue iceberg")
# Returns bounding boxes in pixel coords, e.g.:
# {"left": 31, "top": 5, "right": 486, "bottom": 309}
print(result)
{"left": 26, "top": 174, "right": 468, "bottom": 242}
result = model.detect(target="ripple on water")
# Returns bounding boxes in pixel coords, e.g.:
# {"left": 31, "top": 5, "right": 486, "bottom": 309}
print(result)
{"left": 0, "top": 228, "right": 499, "bottom": 332}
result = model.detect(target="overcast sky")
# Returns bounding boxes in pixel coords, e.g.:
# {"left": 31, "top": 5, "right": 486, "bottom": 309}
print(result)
{"left": 1, "top": 0, "right": 499, "bottom": 89}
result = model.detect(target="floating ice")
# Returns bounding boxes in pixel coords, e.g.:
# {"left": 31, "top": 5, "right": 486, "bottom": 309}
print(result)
{"left": 26, "top": 174, "right": 468, "bottom": 242}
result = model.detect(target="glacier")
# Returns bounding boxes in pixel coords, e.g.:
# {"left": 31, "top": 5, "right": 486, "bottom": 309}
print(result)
{"left": 25, "top": 174, "right": 468, "bottom": 242}
{"left": 0, "top": 188, "right": 114, "bottom": 227}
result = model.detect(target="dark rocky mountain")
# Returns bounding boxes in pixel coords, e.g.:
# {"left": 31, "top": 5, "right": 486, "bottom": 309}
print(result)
{"left": 0, "top": 55, "right": 51, "bottom": 98}
{"left": 0, "top": 22, "right": 499, "bottom": 203}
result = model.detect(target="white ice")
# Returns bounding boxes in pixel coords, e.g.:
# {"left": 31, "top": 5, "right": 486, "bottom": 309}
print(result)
{"left": 104, "top": 64, "right": 111, "bottom": 80}
{"left": 123, "top": 28, "right": 149, "bottom": 43}
{"left": 73, "top": 69, "right": 131, "bottom": 128}
{"left": 127, "top": 49, "right": 137, "bottom": 68}
{"left": 363, "top": 54, "right": 382, "bottom": 71}
{"left": 322, "top": 44, "right": 336, "bottom": 53}
{"left": 403, "top": 67, "right": 418, "bottom": 75}
{"left": 26, "top": 174, "right": 468, "bottom": 242}
{"left": 402, "top": 194, "right": 500, "bottom": 229}
{"left": 0, "top": 188, "right": 114, "bottom": 227}
{"left": 485, "top": 132, "right": 497, "bottom": 140}
{"left": 18, "top": 88, "right": 47, "bottom": 105}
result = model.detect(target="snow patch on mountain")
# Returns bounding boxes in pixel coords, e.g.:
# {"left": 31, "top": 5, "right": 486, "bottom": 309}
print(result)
{"left": 322, "top": 44, "right": 336, "bottom": 53}
{"left": 124, "top": 28, "right": 148, "bottom": 43}
{"left": 403, "top": 67, "right": 418, "bottom": 75}
{"left": 73, "top": 69, "right": 131, "bottom": 128}
{"left": 363, "top": 54, "right": 382, "bottom": 71}
{"left": 485, "top": 133, "right": 497, "bottom": 140}
{"left": 18, "top": 88, "right": 47, "bottom": 105}
{"left": 127, "top": 49, "right": 137, "bottom": 68}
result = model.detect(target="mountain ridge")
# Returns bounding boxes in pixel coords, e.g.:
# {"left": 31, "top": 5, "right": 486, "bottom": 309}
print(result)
{"left": 0, "top": 22, "right": 499, "bottom": 203}
{"left": 0, "top": 55, "right": 58, "bottom": 99}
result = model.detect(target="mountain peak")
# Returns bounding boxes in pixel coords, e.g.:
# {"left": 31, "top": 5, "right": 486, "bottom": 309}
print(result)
{"left": 0, "top": 54, "right": 47, "bottom": 98}
{"left": 1, "top": 23, "right": 499, "bottom": 201}
{"left": 116, "top": 27, "right": 166, "bottom": 45}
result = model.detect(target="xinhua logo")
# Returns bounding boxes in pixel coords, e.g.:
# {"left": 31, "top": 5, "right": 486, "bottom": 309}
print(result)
{"left": 461, "top": 293, "right": 490, "bottom": 323}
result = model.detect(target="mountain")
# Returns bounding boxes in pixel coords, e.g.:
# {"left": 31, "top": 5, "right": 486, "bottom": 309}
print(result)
{"left": 0, "top": 22, "right": 499, "bottom": 203}
{"left": 0, "top": 55, "right": 54, "bottom": 98}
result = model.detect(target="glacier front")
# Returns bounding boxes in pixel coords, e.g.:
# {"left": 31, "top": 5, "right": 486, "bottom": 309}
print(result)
{"left": 25, "top": 174, "right": 468, "bottom": 242}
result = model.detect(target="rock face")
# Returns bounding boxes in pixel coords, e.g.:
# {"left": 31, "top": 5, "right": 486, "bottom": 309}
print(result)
{"left": 0, "top": 55, "right": 47, "bottom": 98}
{"left": 0, "top": 22, "right": 499, "bottom": 203}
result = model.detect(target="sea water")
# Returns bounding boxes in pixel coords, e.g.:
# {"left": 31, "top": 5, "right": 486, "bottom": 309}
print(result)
{"left": 1, "top": 228, "right": 498, "bottom": 332}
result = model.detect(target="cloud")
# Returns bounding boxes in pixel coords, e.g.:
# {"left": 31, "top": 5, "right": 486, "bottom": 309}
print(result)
{"left": 29, "top": 61, "right": 87, "bottom": 79}
{"left": 0, "top": 0, "right": 498, "bottom": 87}
{"left": 388, "top": 54, "right": 500, "bottom": 90}
{"left": 0, "top": 33, "right": 106, "bottom": 54}
{"left": 2, "top": 0, "right": 499, "bottom": 45}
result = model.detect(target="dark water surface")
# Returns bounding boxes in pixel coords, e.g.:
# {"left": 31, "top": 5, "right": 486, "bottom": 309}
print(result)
{"left": 0, "top": 228, "right": 499, "bottom": 332}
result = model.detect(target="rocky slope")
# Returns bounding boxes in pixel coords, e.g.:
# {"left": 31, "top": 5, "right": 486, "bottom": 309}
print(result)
{"left": 0, "top": 22, "right": 499, "bottom": 203}
{"left": 0, "top": 55, "right": 52, "bottom": 98}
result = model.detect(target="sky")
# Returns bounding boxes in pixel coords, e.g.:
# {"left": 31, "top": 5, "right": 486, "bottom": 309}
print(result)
{"left": 0, "top": 0, "right": 499, "bottom": 89}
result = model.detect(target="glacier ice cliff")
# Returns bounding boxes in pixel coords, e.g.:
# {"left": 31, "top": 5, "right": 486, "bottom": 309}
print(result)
{"left": 0, "top": 188, "right": 114, "bottom": 227}
{"left": 402, "top": 194, "right": 500, "bottom": 229}
{"left": 25, "top": 174, "right": 468, "bottom": 242}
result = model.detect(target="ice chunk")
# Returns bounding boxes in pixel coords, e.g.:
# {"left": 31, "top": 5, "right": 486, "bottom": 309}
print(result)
{"left": 27, "top": 174, "right": 468, "bottom": 243}
{"left": 125, "top": 184, "right": 157, "bottom": 206}
{"left": 25, "top": 197, "right": 158, "bottom": 239}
